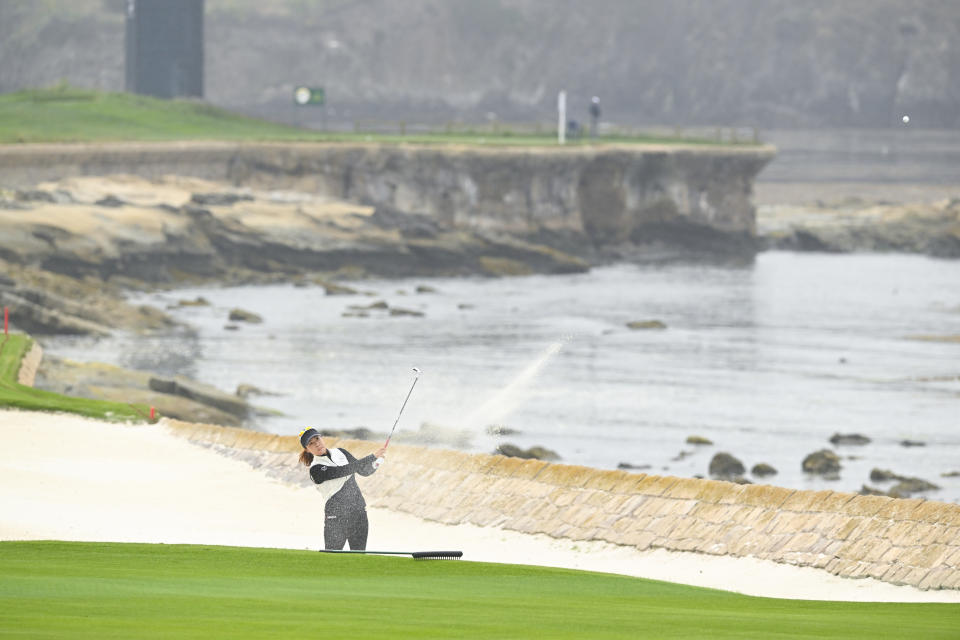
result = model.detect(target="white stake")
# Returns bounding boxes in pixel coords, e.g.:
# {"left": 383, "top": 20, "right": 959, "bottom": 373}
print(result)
{"left": 558, "top": 90, "right": 567, "bottom": 145}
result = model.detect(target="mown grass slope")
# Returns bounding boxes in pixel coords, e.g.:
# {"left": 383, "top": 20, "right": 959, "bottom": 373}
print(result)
{"left": 0, "top": 542, "right": 957, "bottom": 639}
{"left": 0, "top": 333, "right": 148, "bottom": 421}
{"left": 0, "top": 86, "right": 310, "bottom": 143}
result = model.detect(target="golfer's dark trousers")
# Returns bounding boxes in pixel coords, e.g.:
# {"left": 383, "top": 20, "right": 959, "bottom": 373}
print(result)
{"left": 324, "top": 507, "right": 369, "bottom": 550}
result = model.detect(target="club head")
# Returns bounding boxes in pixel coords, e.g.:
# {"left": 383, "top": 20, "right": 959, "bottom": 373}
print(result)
{"left": 412, "top": 367, "right": 421, "bottom": 376}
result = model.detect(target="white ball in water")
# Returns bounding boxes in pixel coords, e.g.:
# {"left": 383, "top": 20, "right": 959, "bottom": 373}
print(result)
{"left": 902, "top": 115, "right": 910, "bottom": 124}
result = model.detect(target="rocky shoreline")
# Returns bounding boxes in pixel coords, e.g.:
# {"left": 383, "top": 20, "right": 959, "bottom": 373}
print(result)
{"left": 758, "top": 197, "right": 960, "bottom": 257}
{"left": 0, "top": 174, "right": 593, "bottom": 331}
{"left": 698, "top": 440, "right": 951, "bottom": 501}
{"left": 0, "top": 174, "right": 590, "bottom": 287}
{"left": 4, "top": 174, "right": 956, "bottom": 341}
{"left": 0, "top": 173, "right": 591, "bottom": 426}
{"left": 2, "top": 174, "right": 958, "bottom": 468}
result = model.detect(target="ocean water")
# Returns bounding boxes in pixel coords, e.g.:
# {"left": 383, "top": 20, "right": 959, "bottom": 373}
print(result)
{"left": 44, "top": 252, "right": 960, "bottom": 502}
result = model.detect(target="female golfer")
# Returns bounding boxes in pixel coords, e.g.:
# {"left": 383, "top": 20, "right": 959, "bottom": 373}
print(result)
{"left": 298, "top": 428, "right": 386, "bottom": 551}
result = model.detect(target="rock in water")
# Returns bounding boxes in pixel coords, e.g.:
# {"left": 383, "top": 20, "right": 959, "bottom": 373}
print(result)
{"left": 869, "top": 468, "right": 901, "bottom": 482}
{"left": 228, "top": 308, "right": 263, "bottom": 323}
{"left": 495, "top": 443, "right": 560, "bottom": 461}
{"left": 802, "top": 449, "right": 841, "bottom": 475}
{"left": 626, "top": 320, "right": 667, "bottom": 330}
{"left": 751, "top": 463, "right": 778, "bottom": 477}
{"left": 889, "top": 478, "right": 940, "bottom": 496}
{"left": 829, "top": 433, "right": 871, "bottom": 445}
{"left": 709, "top": 452, "right": 745, "bottom": 478}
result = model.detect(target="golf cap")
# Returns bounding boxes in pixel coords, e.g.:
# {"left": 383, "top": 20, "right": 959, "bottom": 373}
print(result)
{"left": 299, "top": 428, "right": 321, "bottom": 448}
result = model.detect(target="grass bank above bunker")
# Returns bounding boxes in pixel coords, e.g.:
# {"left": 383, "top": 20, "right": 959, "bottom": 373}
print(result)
{"left": 0, "top": 332, "right": 149, "bottom": 422}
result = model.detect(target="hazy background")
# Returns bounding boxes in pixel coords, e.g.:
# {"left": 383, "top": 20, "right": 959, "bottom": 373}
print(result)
{"left": 3, "top": 0, "right": 958, "bottom": 496}
{"left": 2, "top": 0, "right": 958, "bottom": 130}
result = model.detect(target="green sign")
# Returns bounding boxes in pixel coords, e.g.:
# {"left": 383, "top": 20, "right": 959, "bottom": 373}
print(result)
{"left": 293, "top": 86, "right": 325, "bottom": 106}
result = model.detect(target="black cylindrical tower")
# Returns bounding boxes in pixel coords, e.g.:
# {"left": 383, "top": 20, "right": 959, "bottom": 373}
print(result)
{"left": 125, "top": 0, "right": 204, "bottom": 99}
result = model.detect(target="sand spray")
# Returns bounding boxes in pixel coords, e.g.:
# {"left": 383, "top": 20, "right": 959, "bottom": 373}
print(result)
{"left": 459, "top": 336, "right": 570, "bottom": 441}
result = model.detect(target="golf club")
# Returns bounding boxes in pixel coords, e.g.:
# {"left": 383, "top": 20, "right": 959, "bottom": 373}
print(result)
{"left": 383, "top": 367, "right": 420, "bottom": 450}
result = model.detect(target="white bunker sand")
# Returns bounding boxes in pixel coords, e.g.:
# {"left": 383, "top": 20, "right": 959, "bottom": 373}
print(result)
{"left": 1, "top": 410, "right": 957, "bottom": 603}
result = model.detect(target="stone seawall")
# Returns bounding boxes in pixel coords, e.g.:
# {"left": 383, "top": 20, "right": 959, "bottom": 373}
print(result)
{"left": 0, "top": 142, "right": 774, "bottom": 247}
{"left": 163, "top": 419, "right": 960, "bottom": 591}
{"left": 15, "top": 341, "right": 43, "bottom": 387}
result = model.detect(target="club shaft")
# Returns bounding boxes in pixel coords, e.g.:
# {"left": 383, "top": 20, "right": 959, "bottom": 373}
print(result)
{"left": 385, "top": 375, "right": 418, "bottom": 447}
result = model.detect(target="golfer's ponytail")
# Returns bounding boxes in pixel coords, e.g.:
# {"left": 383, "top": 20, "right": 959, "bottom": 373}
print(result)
{"left": 299, "top": 450, "right": 314, "bottom": 466}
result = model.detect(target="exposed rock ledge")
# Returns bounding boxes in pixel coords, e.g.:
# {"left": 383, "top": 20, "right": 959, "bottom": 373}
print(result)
{"left": 0, "top": 174, "right": 589, "bottom": 336}
{"left": 33, "top": 354, "right": 270, "bottom": 428}
{"left": 758, "top": 198, "right": 960, "bottom": 258}
{"left": 0, "top": 141, "right": 774, "bottom": 255}
{"left": 0, "top": 174, "right": 587, "bottom": 285}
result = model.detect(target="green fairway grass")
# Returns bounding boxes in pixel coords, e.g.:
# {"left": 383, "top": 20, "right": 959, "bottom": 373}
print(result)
{"left": 0, "top": 86, "right": 310, "bottom": 143}
{"left": 0, "top": 86, "right": 742, "bottom": 147}
{"left": 0, "top": 542, "right": 956, "bottom": 639}
{"left": 0, "top": 333, "right": 149, "bottom": 421}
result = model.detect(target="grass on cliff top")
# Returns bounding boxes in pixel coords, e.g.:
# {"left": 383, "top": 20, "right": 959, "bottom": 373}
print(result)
{"left": 0, "top": 332, "right": 148, "bottom": 422}
{"left": 0, "top": 86, "right": 306, "bottom": 143}
{"left": 0, "top": 86, "right": 747, "bottom": 146}
{"left": 1, "top": 541, "right": 957, "bottom": 640}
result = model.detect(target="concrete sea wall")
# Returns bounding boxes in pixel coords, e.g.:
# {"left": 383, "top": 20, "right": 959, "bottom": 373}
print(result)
{"left": 15, "top": 341, "right": 43, "bottom": 387}
{"left": 163, "top": 420, "right": 960, "bottom": 591}
{"left": 0, "top": 142, "right": 774, "bottom": 246}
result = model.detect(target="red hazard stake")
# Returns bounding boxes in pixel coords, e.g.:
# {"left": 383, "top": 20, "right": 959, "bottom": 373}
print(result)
{"left": 149, "top": 407, "right": 156, "bottom": 420}
{"left": 3, "top": 307, "right": 7, "bottom": 335}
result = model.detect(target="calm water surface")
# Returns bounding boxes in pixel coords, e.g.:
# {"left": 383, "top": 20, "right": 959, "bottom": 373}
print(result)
{"left": 45, "top": 252, "right": 960, "bottom": 502}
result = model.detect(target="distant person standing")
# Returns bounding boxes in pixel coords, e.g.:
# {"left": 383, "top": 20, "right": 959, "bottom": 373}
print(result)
{"left": 298, "top": 428, "right": 386, "bottom": 550}
{"left": 589, "top": 96, "right": 601, "bottom": 138}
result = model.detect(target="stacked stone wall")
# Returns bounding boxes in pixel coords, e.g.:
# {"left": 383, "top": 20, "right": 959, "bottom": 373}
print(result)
{"left": 162, "top": 419, "right": 960, "bottom": 591}
{"left": 15, "top": 341, "right": 43, "bottom": 387}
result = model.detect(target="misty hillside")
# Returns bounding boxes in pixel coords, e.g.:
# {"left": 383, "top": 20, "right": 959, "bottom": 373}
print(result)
{"left": 1, "top": 0, "right": 958, "bottom": 129}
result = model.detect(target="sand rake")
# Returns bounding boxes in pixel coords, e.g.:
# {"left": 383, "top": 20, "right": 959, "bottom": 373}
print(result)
{"left": 318, "top": 549, "right": 462, "bottom": 560}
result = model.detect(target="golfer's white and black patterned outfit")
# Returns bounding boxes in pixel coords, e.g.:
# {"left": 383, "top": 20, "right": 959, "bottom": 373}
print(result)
{"left": 310, "top": 448, "right": 379, "bottom": 550}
